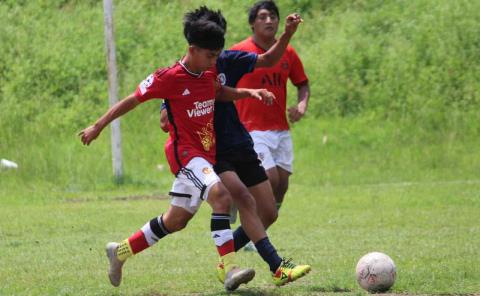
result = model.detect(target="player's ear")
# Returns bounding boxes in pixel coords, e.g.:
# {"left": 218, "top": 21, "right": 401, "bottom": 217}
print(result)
{"left": 188, "top": 45, "right": 196, "bottom": 55}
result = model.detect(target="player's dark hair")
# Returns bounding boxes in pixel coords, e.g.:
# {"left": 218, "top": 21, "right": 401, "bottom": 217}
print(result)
{"left": 184, "top": 6, "right": 226, "bottom": 50}
{"left": 248, "top": 0, "right": 280, "bottom": 25}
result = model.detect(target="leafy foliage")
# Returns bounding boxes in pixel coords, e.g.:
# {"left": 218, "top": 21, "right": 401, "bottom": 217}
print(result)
{"left": 0, "top": 0, "right": 478, "bottom": 193}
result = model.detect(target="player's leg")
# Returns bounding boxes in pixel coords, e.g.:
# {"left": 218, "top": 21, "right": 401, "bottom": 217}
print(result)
{"left": 247, "top": 179, "right": 277, "bottom": 229}
{"left": 270, "top": 166, "right": 291, "bottom": 208}
{"left": 269, "top": 131, "right": 294, "bottom": 211}
{"left": 106, "top": 205, "right": 191, "bottom": 287}
{"left": 264, "top": 167, "right": 282, "bottom": 209}
{"left": 250, "top": 131, "right": 282, "bottom": 210}
{"left": 206, "top": 181, "right": 256, "bottom": 291}
{"left": 244, "top": 169, "right": 310, "bottom": 286}
{"left": 236, "top": 168, "right": 310, "bottom": 286}
{"left": 218, "top": 149, "right": 310, "bottom": 285}
{"left": 217, "top": 171, "right": 286, "bottom": 280}
{"left": 219, "top": 171, "right": 265, "bottom": 246}
{"left": 186, "top": 158, "right": 253, "bottom": 291}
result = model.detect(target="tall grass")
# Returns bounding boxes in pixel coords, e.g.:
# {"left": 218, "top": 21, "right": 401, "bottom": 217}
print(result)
{"left": 0, "top": 0, "right": 479, "bottom": 198}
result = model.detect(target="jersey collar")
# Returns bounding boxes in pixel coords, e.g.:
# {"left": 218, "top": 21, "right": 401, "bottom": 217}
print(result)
{"left": 179, "top": 59, "right": 204, "bottom": 78}
{"left": 250, "top": 36, "right": 277, "bottom": 53}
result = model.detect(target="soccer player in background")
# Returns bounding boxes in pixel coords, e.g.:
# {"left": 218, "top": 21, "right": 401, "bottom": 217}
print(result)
{"left": 232, "top": 0, "right": 310, "bottom": 217}
{"left": 160, "top": 8, "right": 311, "bottom": 286}
{"left": 79, "top": 7, "right": 275, "bottom": 292}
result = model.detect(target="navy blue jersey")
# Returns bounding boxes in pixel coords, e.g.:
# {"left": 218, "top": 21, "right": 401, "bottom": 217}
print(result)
{"left": 214, "top": 50, "right": 257, "bottom": 155}
{"left": 160, "top": 50, "right": 258, "bottom": 155}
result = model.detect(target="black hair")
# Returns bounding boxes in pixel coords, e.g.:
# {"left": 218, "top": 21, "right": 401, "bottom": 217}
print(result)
{"left": 183, "top": 6, "right": 226, "bottom": 50}
{"left": 248, "top": 0, "right": 280, "bottom": 25}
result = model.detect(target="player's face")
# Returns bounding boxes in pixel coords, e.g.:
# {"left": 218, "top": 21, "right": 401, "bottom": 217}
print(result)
{"left": 252, "top": 8, "right": 279, "bottom": 39}
{"left": 191, "top": 46, "right": 222, "bottom": 71}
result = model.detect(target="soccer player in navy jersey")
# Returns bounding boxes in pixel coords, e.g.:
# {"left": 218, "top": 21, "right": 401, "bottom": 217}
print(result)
{"left": 160, "top": 7, "right": 311, "bottom": 286}
{"left": 79, "top": 7, "right": 275, "bottom": 292}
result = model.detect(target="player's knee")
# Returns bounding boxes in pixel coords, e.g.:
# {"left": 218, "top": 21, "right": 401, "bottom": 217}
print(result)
{"left": 208, "top": 185, "right": 232, "bottom": 213}
{"left": 277, "top": 183, "right": 288, "bottom": 198}
{"left": 163, "top": 213, "right": 191, "bottom": 232}
{"left": 234, "top": 190, "right": 257, "bottom": 212}
{"left": 263, "top": 207, "right": 278, "bottom": 228}
{"left": 171, "top": 215, "right": 190, "bottom": 232}
{"left": 267, "top": 175, "right": 279, "bottom": 191}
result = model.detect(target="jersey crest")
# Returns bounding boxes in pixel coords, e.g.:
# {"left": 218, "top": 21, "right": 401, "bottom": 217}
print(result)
{"left": 197, "top": 120, "right": 215, "bottom": 152}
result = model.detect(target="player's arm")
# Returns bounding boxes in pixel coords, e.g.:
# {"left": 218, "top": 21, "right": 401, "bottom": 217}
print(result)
{"left": 288, "top": 81, "right": 310, "bottom": 123}
{"left": 78, "top": 94, "right": 141, "bottom": 145}
{"left": 255, "top": 13, "right": 303, "bottom": 68}
{"left": 216, "top": 85, "right": 275, "bottom": 105}
{"left": 160, "top": 107, "right": 169, "bottom": 133}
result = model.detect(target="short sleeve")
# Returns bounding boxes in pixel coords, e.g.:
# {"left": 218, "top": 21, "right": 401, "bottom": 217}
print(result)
{"left": 134, "top": 68, "right": 173, "bottom": 102}
{"left": 288, "top": 48, "right": 308, "bottom": 86}
{"left": 225, "top": 50, "right": 258, "bottom": 75}
{"left": 216, "top": 50, "right": 258, "bottom": 87}
{"left": 213, "top": 73, "right": 222, "bottom": 93}
{"left": 160, "top": 101, "right": 166, "bottom": 111}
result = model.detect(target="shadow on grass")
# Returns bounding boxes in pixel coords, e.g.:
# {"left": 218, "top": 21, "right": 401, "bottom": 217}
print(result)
{"left": 306, "top": 285, "right": 353, "bottom": 293}
{"left": 193, "top": 285, "right": 353, "bottom": 296}
{"left": 65, "top": 194, "right": 169, "bottom": 203}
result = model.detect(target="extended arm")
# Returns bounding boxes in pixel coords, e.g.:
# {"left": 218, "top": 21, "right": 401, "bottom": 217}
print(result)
{"left": 79, "top": 94, "right": 140, "bottom": 145}
{"left": 288, "top": 81, "right": 310, "bottom": 123}
{"left": 216, "top": 86, "right": 275, "bottom": 105}
{"left": 255, "top": 13, "right": 303, "bottom": 68}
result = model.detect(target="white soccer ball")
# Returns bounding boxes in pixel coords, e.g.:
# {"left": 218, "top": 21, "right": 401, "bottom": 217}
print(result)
{"left": 356, "top": 252, "right": 396, "bottom": 293}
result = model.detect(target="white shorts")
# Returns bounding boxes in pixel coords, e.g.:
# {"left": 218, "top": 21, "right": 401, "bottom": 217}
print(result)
{"left": 169, "top": 157, "right": 220, "bottom": 214}
{"left": 250, "top": 130, "right": 294, "bottom": 173}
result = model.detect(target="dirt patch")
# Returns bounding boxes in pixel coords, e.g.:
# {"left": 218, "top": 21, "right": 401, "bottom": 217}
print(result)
{"left": 65, "top": 194, "right": 169, "bottom": 203}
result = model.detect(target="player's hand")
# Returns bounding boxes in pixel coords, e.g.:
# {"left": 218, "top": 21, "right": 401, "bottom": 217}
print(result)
{"left": 250, "top": 89, "right": 275, "bottom": 105}
{"left": 78, "top": 125, "right": 101, "bottom": 145}
{"left": 288, "top": 101, "right": 307, "bottom": 123}
{"left": 285, "top": 13, "right": 303, "bottom": 36}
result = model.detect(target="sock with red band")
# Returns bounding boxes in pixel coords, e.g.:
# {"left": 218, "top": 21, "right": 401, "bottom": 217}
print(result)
{"left": 211, "top": 213, "right": 236, "bottom": 272}
{"left": 117, "top": 214, "right": 170, "bottom": 261}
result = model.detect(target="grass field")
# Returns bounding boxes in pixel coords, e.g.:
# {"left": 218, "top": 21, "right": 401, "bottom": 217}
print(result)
{"left": 1, "top": 177, "right": 478, "bottom": 295}
{"left": 1, "top": 118, "right": 479, "bottom": 296}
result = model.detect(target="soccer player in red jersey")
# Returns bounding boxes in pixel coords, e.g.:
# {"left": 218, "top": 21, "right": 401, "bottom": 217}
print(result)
{"left": 231, "top": 0, "right": 310, "bottom": 215}
{"left": 79, "top": 7, "right": 274, "bottom": 292}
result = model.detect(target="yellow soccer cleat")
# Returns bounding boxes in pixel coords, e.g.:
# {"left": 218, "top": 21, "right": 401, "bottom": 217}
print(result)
{"left": 272, "top": 258, "right": 311, "bottom": 286}
{"left": 216, "top": 259, "right": 225, "bottom": 283}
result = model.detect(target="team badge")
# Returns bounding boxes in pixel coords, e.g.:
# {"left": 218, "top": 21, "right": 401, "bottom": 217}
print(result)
{"left": 139, "top": 74, "right": 154, "bottom": 95}
{"left": 197, "top": 120, "right": 215, "bottom": 151}
{"left": 202, "top": 167, "right": 213, "bottom": 175}
{"left": 217, "top": 73, "right": 226, "bottom": 85}
{"left": 281, "top": 61, "right": 289, "bottom": 70}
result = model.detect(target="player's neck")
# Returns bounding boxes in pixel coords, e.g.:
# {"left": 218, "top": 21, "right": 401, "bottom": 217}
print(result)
{"left": 181, "top": 56, "right": 202, "bottom": 75}
{"left": 252, "top": 34, "right": 276, "bottom": 51}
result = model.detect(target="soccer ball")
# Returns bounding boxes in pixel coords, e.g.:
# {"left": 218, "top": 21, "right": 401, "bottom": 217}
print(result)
{"left": 356, "top": 252, "right": 396, "bottom": 293}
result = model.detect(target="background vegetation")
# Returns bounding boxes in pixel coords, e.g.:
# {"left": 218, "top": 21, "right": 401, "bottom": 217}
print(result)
{"left": 0, "top": 0, "right": 479, "bottom": 295}
{"left": 1, "top": 0, "right": 479, "bottom": 197}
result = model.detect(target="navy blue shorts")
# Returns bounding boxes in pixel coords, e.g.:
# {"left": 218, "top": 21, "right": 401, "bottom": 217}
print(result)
{"left": 214, "top": 146, "right": 268, "bottom": 187}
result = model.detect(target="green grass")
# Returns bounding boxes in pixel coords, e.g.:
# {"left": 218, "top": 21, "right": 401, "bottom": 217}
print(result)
{"left": 1, "top": 175, "right": 479, "bottom": 295}
{"left": 1, "top": 117, "right": 479, "bottom": 295}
